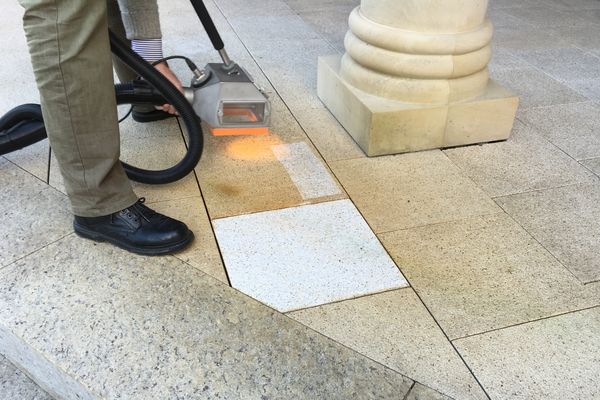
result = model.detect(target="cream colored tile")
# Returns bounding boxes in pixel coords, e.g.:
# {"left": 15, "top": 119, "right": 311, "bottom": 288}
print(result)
{"left": 496, "top": 184, "right": 600, "bottom": 283}
{"left": 3, "top": 140, "right": 49, "bottom": 184}
{"left": 330, "top": 150, "right": 501, "bottom": 233}
{"left": 290, "top": 288, "right": 488, "bottom": 400}
{"left": 151, "top": 197, "right": 227, "bottom": 284}
{"left": 0, "top": 158, "right": 71, "bottom": 268}
{"left": 379, "top": 214, "right": 600, "bottom": 339}
{"left": 455, "top": 307, "right": 600, "bottom": 400}
{"left": 444, "top": 121, "right": 598, "bottom": 197}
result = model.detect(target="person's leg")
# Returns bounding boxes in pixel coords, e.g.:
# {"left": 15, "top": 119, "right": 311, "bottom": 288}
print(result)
{"left": 106, "top": 0, "right": 138, "bottom": 84}
{"left": 19, "top": 0, "right": 137, "bottom": 217}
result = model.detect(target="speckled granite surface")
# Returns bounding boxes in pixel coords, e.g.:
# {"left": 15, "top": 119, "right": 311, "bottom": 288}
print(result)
{"left": 0, "top": 355, "right": 52, "bottom": 400}
{"left": 0, "top": 235, "right": 425, "bottom": 399}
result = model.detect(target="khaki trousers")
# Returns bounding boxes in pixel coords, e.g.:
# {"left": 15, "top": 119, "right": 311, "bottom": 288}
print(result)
{"left": 19, "top": 0, "right": 138, "bottom": 217}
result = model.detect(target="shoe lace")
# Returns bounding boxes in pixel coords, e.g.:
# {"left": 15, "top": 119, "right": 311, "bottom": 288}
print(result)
{"left": 118, "top": 198, "right": 155, "bottom": 224}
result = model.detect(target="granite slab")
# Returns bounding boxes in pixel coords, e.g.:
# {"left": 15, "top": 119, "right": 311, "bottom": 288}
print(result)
{"left": 213, "top": 199, "right": 408, "bottom": 312}
{"left": 290, "top": 288, "right": 488, "bottom": 400}
{"left": 496, "top": 183, "right": 600, "bottom": 283}
{"left": 0, "top": 234, "right": 417, "bottom": 399}
{"left": 0, "top": 356, "right": 52, "bottom": 400}
{"left": 444, "top": 120, "right": 597, "bottom": 198}
{"left": 330, "top": 150, "right": 501, "bottom": 233}
{"left": 0, "top": 158, "right": 72, "bottom": 269}
{"left": 379, "top": 214, "right": 600, "bottom": 339}
{"left": 518, "top": 101, "right": 600, "bottom": 161}
{"left": 455, "top": 307, "right": 600, "bottom": 400}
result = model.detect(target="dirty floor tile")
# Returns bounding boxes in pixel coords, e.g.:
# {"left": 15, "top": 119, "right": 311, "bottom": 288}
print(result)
{"left": 496, "top": 184, "right": 600, "bottom": 283}
{"left": 444, "top": 121, "right": 597, "bottom": 197}
{"left": 213, "top": 199, "right": 407, "bottom": 312}
{"left": 379, "top": 214, "right": 600, "bottom": 339}
{"left": 289, "top": 288, "right": 488, "bottom": 400}
{"left": 455, "top": 307, "right": 600, "bottom": 400}
{"left": 330, "top": 150, "right": 501, "bottom": 233}
{"left": 150, "top": 197, "right": 228, "bottom": 284}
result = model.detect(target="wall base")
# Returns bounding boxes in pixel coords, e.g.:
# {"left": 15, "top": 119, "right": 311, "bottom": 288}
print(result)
{"left": 317, "top": 55, "right": 519, "bottom": 157}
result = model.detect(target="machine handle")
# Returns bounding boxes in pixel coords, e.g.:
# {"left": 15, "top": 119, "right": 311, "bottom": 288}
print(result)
{"left": 189, "top": 0, "right": 225, "bottom": 51}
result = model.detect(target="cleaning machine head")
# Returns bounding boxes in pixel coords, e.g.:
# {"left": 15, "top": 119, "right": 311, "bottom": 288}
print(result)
{"left": 187, "top": 0, "right": 271, "bottom": 136}
{"left": 190, "top": 62, "right": 270, "bottom": 136}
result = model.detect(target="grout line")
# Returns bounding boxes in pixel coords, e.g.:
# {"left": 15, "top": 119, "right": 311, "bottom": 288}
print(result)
{"left": 175, "top": 116, "right": 233, "bottom": 287}
{"left": 494, "top": 197, "right": 592, "bottom": 285}
{"left": 401, "top": 382, "right": 416, "bottom": 400}
{"left": 4, "top": 157, "right": 48, "bottom": 187}
{"left": 452, "top": 304, "right": 600, "bottom": 342}
{"left": 46, "top": 145, "right": 51, "bottom": 184}
{"left": 0, "top": 232, "right": 74, "bottom": 273}
{"left": 285, "top": 286, "right": 412, "bottom": 314}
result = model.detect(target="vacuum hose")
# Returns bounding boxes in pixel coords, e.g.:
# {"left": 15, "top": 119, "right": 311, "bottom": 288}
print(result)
{"left": 0, "top": 30, "right": 204, "bottom": 185}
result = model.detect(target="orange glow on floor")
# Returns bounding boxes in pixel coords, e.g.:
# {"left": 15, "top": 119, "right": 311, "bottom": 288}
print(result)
{"left": 210, "top": 126, "right": 270, "bottom": 136}
{"left": 224, "top": 136, "right": 282, "bottom": 161}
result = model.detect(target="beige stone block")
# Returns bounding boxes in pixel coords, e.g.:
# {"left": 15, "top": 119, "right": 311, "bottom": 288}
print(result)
{"left": 318, "top": 55, "right": 519, "bottom": 156}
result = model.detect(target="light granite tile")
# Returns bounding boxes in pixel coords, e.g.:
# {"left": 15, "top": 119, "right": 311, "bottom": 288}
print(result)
{"left": 213, "top": 199, "right": 407, "bottom": 312}
{"left": 0, "top": 355, "right": 52, "bottom": 400}
{"left": 565, "top": 78, "right": 600, "bottom": 103}
{"left": 552, "top": 25, "right": 600, "bottom": 54}
{"left": 2, "top": 140, "right": 49, "bottom": 184}
{"left": 518, "top": 101, "right": 600, "bottom": 160}
{"left": 0, "top": 158, "right": 71, "bottom": 268}
{"left": 271, "top": 142, "right": 342, "bottom": 200}
{"left": 454, "top": 307, "right": 600, "bottom": 400}
{"left": 0, "top": 234, "right": 416, "bottom": 399}
{"left": 492, "top": 26, "right": 570, "bottom": 51}
{"left": 581, "top": 157, "right": 600, "bottom": 176}
{"left": 406, "top": 383, "right": 454, "bottom": 400}
{"left": 488, "top": 48, "right": 531, "bottom": 74}
{"left": 515, "top": 47, "right": 600, "bottom": 82}
{"left": 502, "top": 6, "right": 590, "bottom": 27}
{"left": 496, "top": 184, "right": 600, "bottom": 283}
{"left": 150, "top": 197, "right": 228, "bottom": 284}
{"left": 379, "top": 214, "right": 600, "bottom": 339}
{"left": 289, "top": 288, "right": 488, "bottom": 400}
{"left": 444, "top": 121, "right": 598, "bottom": 197}
{"left": 330, "top": 150, "right": 501, "bottom": 233}
{"left": 492, "top": 68, "right": 587, "bottom": 109}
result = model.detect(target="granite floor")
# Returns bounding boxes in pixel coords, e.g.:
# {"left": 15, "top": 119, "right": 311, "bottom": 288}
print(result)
{"left": 1, "top": 0, "right": 600, "bottom": 399}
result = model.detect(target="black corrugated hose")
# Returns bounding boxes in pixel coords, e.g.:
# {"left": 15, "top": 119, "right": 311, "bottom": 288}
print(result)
{"left": 0, "top": 29, "right": 204, "bottom": 185}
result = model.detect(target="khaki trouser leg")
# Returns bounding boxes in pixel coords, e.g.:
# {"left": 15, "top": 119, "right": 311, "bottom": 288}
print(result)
{"left": 19, "top": 0, "right": 138, "bottom": 217}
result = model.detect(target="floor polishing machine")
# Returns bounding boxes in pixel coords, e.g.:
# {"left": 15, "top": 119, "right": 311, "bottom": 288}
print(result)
{"left": 0, "top": 0, "right": 271, "bottom": 184}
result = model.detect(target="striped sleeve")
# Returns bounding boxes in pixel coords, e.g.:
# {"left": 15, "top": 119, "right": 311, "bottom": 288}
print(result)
{"left": 131, "top": 39, "right": 164, "bottom": 63}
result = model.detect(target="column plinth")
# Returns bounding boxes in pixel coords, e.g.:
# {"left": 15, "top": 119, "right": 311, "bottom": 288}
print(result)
{"left": 317, "top": 0, "right": 518, "bottom": 156}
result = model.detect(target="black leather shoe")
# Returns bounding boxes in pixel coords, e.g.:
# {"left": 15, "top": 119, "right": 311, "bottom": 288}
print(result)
{"left": 73, "top": 198, "right": 194, "bottom": 255}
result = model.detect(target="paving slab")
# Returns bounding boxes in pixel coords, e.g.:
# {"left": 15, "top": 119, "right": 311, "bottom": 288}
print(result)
{"left": 492, "top": 26, "right": 570, "bottom": 51}
{"left": 0, "top": 234, "right": 418, "bottom": 399}
{"left": 150, "top": 197, "right": 228, "bottom": 284}
{"left": 444, "top": 120, "right": 597, "bottom": 198}
{"left": 330, "top": 150, "right": 501, "bottom": 233}
{"left": 2, "top": 141, "right": 49, "bottom": 184}
{"left": 518, "top": 101, "right": 600, "bottom": 160}
{"left": 492, "top": 67, "right": 587, "bottom": 109}
{"left": 502, "top": 6, "right": 590, "bottom": 28}
{"left": 0, "top": 356, "right": 52, "bottom": 400}
{"left": 515, "top": 47, "right": 600, "bottom": 83}
{"left": 565, "top": 78, "right": 600, "bottom": 103}
{"left": 406, "top": 383, "right": 455, "bottom": 400}
{"left": 213, "top": 199, "right": 407, "bottom": 312}
{"left": 496, "top": 183, "right": 600, "bottom": 283}
{"left": 290, "top": 288, "right": 488, "bottom": 400}
{"left": 379, "top": 214, "right": 600, "bottom": 339}
{"left": 454, "top": 307, "right": 600, "bottom": 400}
{"left": 0, "top": 158, "right": 71, "bottom": 269}
{"left": 581, "top": 157, "right": 600, "bottom": 176}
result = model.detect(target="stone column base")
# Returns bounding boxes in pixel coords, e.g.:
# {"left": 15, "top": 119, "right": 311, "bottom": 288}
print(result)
{"left": 318, "top": 55, "right": 519, "bottom": 157}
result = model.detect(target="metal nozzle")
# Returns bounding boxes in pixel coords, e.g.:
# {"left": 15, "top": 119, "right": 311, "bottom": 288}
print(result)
{"left": 218, "top": 49, "right": 234, "bottom": 68}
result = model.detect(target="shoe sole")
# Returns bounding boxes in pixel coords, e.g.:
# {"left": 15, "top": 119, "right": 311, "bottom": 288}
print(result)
{"left": 132, "top": 111, "right": 175, "bottom": 123}
{"left": 73, "top": 223, "right": 194, "bottom": 256}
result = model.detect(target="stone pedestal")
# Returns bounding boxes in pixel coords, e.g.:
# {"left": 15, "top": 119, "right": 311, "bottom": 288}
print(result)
{"left": 318, "top": 0, "right": 518, "bottom": 156}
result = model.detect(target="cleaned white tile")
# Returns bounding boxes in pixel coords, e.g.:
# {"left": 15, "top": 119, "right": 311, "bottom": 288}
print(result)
{"left": 213, "top": 199, "right": 408, "bottom": 312}
{"left": 271, "top": 142, "right": 341, "bottom": 199}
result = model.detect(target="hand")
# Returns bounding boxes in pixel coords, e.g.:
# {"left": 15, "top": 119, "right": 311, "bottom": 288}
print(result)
{"left": 154, "top": 62, "right": 183, "bottom": 115}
